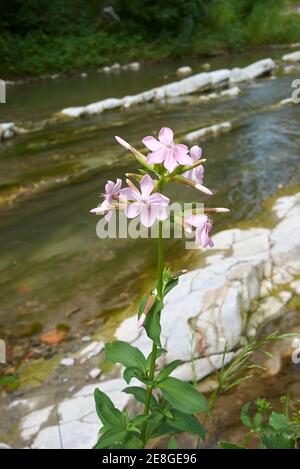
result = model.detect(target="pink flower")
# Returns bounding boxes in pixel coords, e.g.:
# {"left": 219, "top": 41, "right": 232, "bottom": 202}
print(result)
{"left": 184, "top": 146, "right": 204, "bottom": 184}
{"left": 120, "top": 174, "right": 170, "bottom": 227}
{"left": 90, "top": 178, "right": 122, "bottom": 223}
{"left": 142, "top": 127, "right": 193, "bottom": 173}
{"left": 182, "top": 145, "right": 212, "bottom": 196}
{"left": 184, "top": 214, "right": 214, "bottom": 248}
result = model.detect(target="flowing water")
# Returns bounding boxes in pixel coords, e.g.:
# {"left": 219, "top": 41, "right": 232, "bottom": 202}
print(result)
{"left": 1, "top": 49, "right": 300, "bottom": 339}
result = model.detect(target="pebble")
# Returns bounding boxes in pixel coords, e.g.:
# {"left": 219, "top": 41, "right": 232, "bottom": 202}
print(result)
{"left": 60, "top": 358, "right": 75, "bottom": 367}
{"left": 89, "top": 368, "right": 101, "bottom": 380}
{"left": 81, "top": 335, "right": 92, "bottom": 342}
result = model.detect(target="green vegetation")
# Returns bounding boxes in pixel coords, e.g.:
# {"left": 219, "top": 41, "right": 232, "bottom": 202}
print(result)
{"left": 1, "top": 1, "right": 300, "bottom": 77}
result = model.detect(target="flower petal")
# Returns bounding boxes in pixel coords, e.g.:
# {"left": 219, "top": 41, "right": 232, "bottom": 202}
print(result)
{"left": 112, "top": 178, "right": 122, "bottom": 194}
{"left": 142, "top": 136, "right": 163, "bottom": 151}
{"left": 120, "top": 187, "right": 142, "bottom": 202}
{"left": 124, "top": 201, "right": 144, "bottom": 219}
{"left": 185, "top": 214, "right": 208, "bottom": 229}
{"left": 158, "top": 127, "right": 174, "bottom": 145}
{"left": 105, "top": 180, "right": 115, "bottom": 195}
{"left": 164, "top": 149, "right": 178, "bottom": 172}
{"left": 140, "top": 174, "right": 155, "bottom": 198}
{"left": 190, "top": 145, "right": 202, "bottom": 161}
{"left": 140, "top": 206, "right": 158, "bottom": 227}
{"left": 173, "top": 148, "right": 194, "bottom": 166}
{"left": 147, "top": 147, "right": 167, "bottom": 165}
{"left": 147, "top": 192, "right": 170, "bottom": 206}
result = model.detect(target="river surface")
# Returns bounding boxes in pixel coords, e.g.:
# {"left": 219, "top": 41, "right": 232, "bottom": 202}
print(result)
{"left": 1, "top": 49, "right": 300, "bottom": 339}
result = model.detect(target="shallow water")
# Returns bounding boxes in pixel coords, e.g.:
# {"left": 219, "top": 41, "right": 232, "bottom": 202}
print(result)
{"left": 1, "top": 49, "right": 300, "bottom": 336}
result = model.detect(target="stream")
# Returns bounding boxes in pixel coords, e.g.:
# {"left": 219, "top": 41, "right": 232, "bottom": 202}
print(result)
{"left": 1, "top": 48, "right": 300, "bottom": 342}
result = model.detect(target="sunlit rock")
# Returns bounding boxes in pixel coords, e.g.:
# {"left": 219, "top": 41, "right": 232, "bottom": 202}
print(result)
{"left": 229, "top": 58, "right": 275, "bottom": 83}
{"left": 282, "top": 50, "right": 300, "bottom": 63}
{"left": 185, "top": 122, "right": 232, "bottom": 142}
{"left": 176, "top": 66, "right": 193, "bottom": 76}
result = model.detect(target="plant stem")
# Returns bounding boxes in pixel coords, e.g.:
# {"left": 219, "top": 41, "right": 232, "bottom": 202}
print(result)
{"left": 141, "top": 221, "right": 164, "bottom": 448}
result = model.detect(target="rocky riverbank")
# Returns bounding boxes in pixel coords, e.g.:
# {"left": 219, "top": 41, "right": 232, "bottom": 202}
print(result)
{"left": 1, "top": 190, "right": 299, "bottom": 449}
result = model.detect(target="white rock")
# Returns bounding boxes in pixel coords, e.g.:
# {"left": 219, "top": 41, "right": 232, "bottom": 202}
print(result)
{"left": 126, "top": 62, "right": 140, "bottom": 70}
{"left": 31, "top": 426, "right": 62, "bottom": 449}
{"left": 279, "top": 291, "right": 292, "bottom": 305}
{"left": 272, "top": 267, "right": 294, "bottom": 285}
{"left": 60, "top": 358, "right": 75, "bottom": 367}
{"left": 89, "top": 368, "right": 101, "bottom": 380}
{"left": 0, "top": 122, "right": 15, "bottom": 140}
{"left": 21, "top": 405, "right": 54, "bottom": 432}
{"left": 282, "top": 51, "right": 300, "bottom": 63}
{"left": 230, "top": 58, "right": 275, "bottom": 83}
{"left": 115, "top": 315, "right": 141, "bottom": 342}
{"left": 260, "top": 279, "right": 273, "bottom": 297}
{"left": 247, "top": 297, "right": 284, "bottom": 337}
{"left": 79, "top": 341, "right": 104, "bottom": 360}
{"left": 172, "top": 351, "right": 235, "bottom": 382}
{"left": 210, "top": 69, "right": 230, "bottom": 86}
{"left": 232, "top": 230, "right": 270, "bottom": 258}
{"left": 81, "top": 335, "right": 91, "bottom": 342}
{"left": 0, "top": 442, "right": 11, "bottom": 449}
{"left": 111, "top": 63, "right": 121, "bottom": 71}
{"left": 176, "top": 66, "right": 193, "bottom": 76}
{"left": 185, "top": 122, "right": 232, "bottom": 142}
{"left": 220, "top": 86, "right": 241, "bottom": 97}
{"left": 291, "top": 280, "right": 300, "bottom": 295}
{"left": 59, "top": 421, "right": 99, "bottom": 449}
{"left": 80, "top": 72, "right": 87, "bottom": 78}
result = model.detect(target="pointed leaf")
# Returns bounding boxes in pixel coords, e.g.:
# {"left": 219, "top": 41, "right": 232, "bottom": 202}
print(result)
{"left": 105, "top": 340, "right": 147, "bottom": 371}
{"left": 94, "top": 389, "right": 122, "bottom": 427}
{"left": 261, "top": 433, "right": 295, "bottom": 449}
{"left": 123, "top": 386, "right": 160, "bottom": 411}
{"left": 94, "top": 429, "right": 127, "bottom": 449}
{"left": 157, "top": 360, "right": 182, "bottom": 382}
{"left": 123, "top": 367, "right": 149, "bottom": 385}
{"left": 167, "top": 409, "right": 207, "bottom": 440}
{"left": 158, "top": 377, "right": 208, "bottom": 414}
{"left": 143, "top": 299, "right": 163, "bottom": 347}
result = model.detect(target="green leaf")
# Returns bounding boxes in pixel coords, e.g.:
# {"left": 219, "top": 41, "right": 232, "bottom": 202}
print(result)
{"left": 167, "top": 437, "right": 177, "bottom": 449}
{"left": 157, "top": 360, "right": 182, "bottom": 382}
{"left": 261, "top": 433, "right": 295, "bottom": 449}
{"left": 167, "top": 409, "right": 207, "bottom": 440}
{"left": 122, "top": 434, "right": 143, "bottom": 449}
{"left": 105, "top": 340, "right": 147, "bottom": 371}
{"left": 269, "top": 412, "right": 292, "bottom": 432}
{"left": 254, "top": 412, "right": 263, "bottom": 429}
{"left": 158, "top": 377, "right": 209, "bottom": 414}
{"left": 122, "top": 386, "right": 159, "bottom": 411}
{"left": 240, "top": 402, "right": 252, "bottom": 428}
{"left": 94, "top": 389, "right": 123, "bottom": 427}
{"left": 163, "top": 277, "right": 179, "bottom": 297}
{"left": 143, "top": 299, "right": 164, "bottom": 347}
{"left": 219, "top": 441, "right": 246, "bottom": 449}
{"left": 94, "top": 428, "right": 127, "bottom": 449}
{"left": 123, "top": 367, "right": 149, "bottom": 385}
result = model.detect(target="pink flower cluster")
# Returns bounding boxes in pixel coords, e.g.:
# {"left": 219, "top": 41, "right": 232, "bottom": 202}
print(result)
{"left": 90, "top": 127, "right": 229, "bottom": 249}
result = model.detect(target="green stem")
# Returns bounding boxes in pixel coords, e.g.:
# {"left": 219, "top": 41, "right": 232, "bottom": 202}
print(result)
{"left": 141, "top": 221, "right": 164, "bottom": 448}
